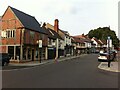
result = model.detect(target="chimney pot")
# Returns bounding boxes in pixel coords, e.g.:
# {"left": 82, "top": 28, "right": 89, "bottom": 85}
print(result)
{"left": 54, "top": 19, "right": 59, "bottom": 32}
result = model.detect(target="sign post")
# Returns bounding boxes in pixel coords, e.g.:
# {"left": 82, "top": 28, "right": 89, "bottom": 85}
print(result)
{"left": 38, "top": 40, "right": 42, "bottom": 63}
{"left": 107, "top": 36, "right": 111, "bottom": 67}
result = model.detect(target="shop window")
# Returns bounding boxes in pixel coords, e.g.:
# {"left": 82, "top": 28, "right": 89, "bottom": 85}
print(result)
{"left": 35, "top": 50, "right": 38, "bottom": 58}
{"left": 8, "top": 46, "right": 14, "bottom": 59}
{"left": 23, "top": 48, "right": 27, "bottom": 60}
{"left": 28, "top": 48, "right": 31, "bottom": 59}
{"left": 16, "top": 46, "right": 20, "bottom": 60}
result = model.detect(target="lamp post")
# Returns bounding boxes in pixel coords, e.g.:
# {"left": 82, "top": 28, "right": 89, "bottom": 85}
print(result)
{"left": 55, "top": 38, "right": 58, "bottom": 61}
{"left": 107, "top": 36, "right": 111, "bottom": 67}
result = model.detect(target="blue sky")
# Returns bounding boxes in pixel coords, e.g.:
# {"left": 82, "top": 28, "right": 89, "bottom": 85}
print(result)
{"left": 0, "top": 0, "right": 119, "bottom": 39}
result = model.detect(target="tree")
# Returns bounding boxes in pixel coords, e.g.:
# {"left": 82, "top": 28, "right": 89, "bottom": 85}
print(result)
{"left": 88, "top": 27, "right": 119, "bottom": 48}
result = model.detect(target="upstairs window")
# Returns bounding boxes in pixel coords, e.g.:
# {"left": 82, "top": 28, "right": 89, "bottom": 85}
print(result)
{"left": 6, "top": 29, "right": 15, "bottom": 38}
{"left": 1, "top": 30, "right": 7, "bottom": 38}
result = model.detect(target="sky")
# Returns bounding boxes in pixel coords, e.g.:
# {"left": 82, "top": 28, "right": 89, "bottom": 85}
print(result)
{"left": 0, "top": 0, "right": 119, "bottom": 39}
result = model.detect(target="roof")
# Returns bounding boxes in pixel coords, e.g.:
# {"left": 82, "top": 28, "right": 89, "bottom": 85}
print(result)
{"left": 71, "top": 36, "right": 85, "bottom": 44}
{"left": 43, "top": 27, "right": 62, "bottom": 40}
{"left": 92, "top": 37, "right": 103, "bottom": 45}
{"left": 73, "top": 35, "right": 92, "bottom": 43}
{"left": 45, "top": 23, "right": 70, "bottom": 37}
{"left": 59, "top": 30, "right": 70, "bottom": 36}
{"left": 9, "top": 6, "right": 47, "bottom": 34}
{"left": 100, "top": 40, "right": 107, "bottom": 45}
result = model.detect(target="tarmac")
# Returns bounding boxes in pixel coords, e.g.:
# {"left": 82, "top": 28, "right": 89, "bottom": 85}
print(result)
{"left": 8, "top": 53, "right": 120, "bottom": 73}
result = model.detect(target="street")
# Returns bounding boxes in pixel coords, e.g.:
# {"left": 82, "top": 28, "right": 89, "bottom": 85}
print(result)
{"left": 2, "top": 54, "right": 119, "bottom": 88}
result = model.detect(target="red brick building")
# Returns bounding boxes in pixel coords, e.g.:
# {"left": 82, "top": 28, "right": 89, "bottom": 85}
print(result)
{"left": 0, "top": 6, "right": 48, "bottom": 62}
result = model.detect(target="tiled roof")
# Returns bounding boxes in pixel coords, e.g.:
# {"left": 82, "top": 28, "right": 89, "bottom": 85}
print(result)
{"left": 59, "top": 30, "right": 70, "bottom": 36}
{"left": 9, "top": 6, "right": 47, "bottom": 34}
{"left": 92, "top": 37, "right": 103, "bottom": 45}
{"left": 43, "top": 27, "right": 62, "bottom": 40}
{"left": 73, "top": 35, "right": 92, "bottom": 43}
{"left": 45, "top": 23, "right": 70, "bottom": 37}
{"left": 71, "top": 36, "right": 85, "bottom": 44}
{"left": 101, "top": 40, "right": 107, "bottom": 45}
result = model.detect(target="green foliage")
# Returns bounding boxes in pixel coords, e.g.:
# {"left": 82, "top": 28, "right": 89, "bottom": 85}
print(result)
{"left": 88, "top": 27, "right": 119, "bottom": 48}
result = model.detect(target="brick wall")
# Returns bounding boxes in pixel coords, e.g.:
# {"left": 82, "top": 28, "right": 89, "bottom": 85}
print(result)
{"left": 1, "top": 7, "right": 22, "bottom": 45}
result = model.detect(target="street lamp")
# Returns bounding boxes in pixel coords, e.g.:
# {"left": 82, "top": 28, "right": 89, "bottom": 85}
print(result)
{"left": 107, "top": 36, "right": 111, "bottom": 67}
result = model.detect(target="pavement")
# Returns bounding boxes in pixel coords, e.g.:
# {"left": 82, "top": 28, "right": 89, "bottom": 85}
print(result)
{"left": 98, "top": 61, "right": 119, "bottom": 72}
{"left": 98, "top": 51, "right": 120, "bottom": 72}
{"left": 8, "top": 54, "right": 86, "bottom": 67}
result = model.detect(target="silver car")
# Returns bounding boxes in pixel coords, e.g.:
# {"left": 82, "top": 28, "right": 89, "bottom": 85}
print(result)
{"left": 98, "top": 52, "right": 114, "bottom": 62}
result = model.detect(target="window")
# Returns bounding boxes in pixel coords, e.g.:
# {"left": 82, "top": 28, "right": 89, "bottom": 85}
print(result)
{"left": 53, "top": 40, "right": 55, "bottom": 43}
{"left": 39, "top": 34, "right": 42, "bottom": 40}
{"left": 1, "top": 30, "right": 7, "bottom": 38}
{"left": 13, "top": 30, "right": 15, "bottom": 37}
{"left": 6, "top": 29, "right": 15, "bottom": 38}
{"left": 6, "top": 31, "right": 8, "bottom": 38}
{"left": 8, "top": 31, "right": 10, "bottom": 38}
{"left": 11, "top": 30, "right": 12, "bottom": 37}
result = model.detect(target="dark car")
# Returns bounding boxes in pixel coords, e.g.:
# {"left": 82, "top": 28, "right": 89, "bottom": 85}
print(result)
{"left": 0, "top": 53, "right": 11, "bottom": 66}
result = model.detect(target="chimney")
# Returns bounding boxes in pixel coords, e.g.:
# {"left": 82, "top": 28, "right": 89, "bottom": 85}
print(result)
{"left": 42, "top": 22, "right": 46, "bottom": 28}
{"left": 54, "top": 19, "right": 59, "bottom": 32}
{"left": 82, "top": 33, "right": 84, "bottom": 37}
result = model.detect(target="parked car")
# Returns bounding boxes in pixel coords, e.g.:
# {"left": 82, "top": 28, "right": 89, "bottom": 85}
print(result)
{"left": 95, "top": 49, "right": 99, "bottom": 53}
{"left": 111, "top": 50, "right": 117, "bottom": 54}
{"left": 0, "top": 53, "right": 11, "bottom": 66}
{"left": 98, "top": 51, "right": 115, "bottom": 62}
{"left": 99, "top": 50, "right": 104, "bottom": 54}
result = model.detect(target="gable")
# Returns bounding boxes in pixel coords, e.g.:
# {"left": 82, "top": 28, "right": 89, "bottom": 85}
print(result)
{"left": 7, "top": 6, "right": 47, "bottom": 34}
{"left": 91, "top": 38, "right": 97, "bottom": 45}
{"left": 2, "top": 7, "right": 23, "bottom": 29}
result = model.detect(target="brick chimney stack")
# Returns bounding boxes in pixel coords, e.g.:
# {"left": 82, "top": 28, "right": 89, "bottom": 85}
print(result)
{"left": 54, "top": 19, "right": 59, "bottom": 32}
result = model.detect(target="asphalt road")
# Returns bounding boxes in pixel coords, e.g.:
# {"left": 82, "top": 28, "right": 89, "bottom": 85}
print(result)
{"left": 2, "top": 54, "right": 119, "bottom": 88}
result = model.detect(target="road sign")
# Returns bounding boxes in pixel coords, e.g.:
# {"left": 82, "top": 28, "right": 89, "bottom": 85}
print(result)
{"left": 38, "top": 40, "right": 42, "bottom": 48}
{"left": 107, "top": 36, "right": 111, "bottom": 67}
{"left": 107, "top": 37, "right": 112, "bottom": 48}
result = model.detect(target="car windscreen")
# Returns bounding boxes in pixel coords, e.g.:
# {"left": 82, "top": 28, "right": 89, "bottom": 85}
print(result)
{"left": 100, "top": 53, "right": 108, "bottom": 56}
